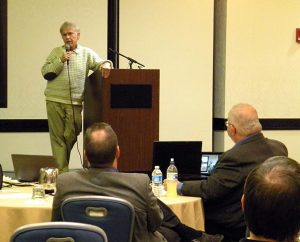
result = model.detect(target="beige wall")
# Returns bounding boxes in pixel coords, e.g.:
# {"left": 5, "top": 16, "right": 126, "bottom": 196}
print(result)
{"left": 5, "top": 0, "right": 107, "bottom": 119}
{"left": 0, "top": 0, "right": 214, "bottom": 171}
{"left": 0, "top": 0, "right": 107, "bottom": 170}
{"left": 214, "top": 0, "right": 300, "bottom": 161}
{"left": 119, "top": 0, "right": 214, "bottom": 147}
{"left": 225, "top": 0, "right": 300, "bottom": 114}
{"left": 1, "top": 0, "right": 300, "bottom": 171}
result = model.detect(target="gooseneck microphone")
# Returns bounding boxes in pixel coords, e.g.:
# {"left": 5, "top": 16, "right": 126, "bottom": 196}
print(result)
{"left": 109, "top": 48, "right": 145, "bottom": 69}
{"left": 65, "top": 44, "right": 71, "bottom": 65}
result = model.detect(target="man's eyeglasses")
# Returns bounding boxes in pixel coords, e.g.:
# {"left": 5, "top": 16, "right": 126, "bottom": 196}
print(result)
{"left": 225, "top": 121, "right": 233, "bottom": 128}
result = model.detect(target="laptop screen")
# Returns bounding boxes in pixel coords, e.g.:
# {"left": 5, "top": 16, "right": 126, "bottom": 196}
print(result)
{"left": 200, "top": 152, "right": 222, "bottom": 176}
{"left": 152, "top": 141, "right": 202, "bottom": 180}
{"left": 11, "top": 154, "right": 57, "bottom": 182}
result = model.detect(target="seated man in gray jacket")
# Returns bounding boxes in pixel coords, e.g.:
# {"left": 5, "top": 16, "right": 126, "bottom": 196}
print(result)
{"left": 52, "top": 122, "right": 223, "bottom": 242}
{"left": 178, "top": 103, "right": 288, "bottom": 242}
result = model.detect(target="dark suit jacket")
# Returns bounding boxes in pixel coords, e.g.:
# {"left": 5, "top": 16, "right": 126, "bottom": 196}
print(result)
{"left": 52, "top": 168, "right": 167, "bottom": 242}
{"left": 181, "top": 133, "right": 288, "bottom": 229}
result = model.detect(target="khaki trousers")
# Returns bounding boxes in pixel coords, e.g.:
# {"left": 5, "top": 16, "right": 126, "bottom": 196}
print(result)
{"left": 46, "top": 101, "right": 82, "bottom": 172}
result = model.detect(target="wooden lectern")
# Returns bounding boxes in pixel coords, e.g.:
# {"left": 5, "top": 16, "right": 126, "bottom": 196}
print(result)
{"left": 84, "top": 69, "right": 159, "bottom": 172}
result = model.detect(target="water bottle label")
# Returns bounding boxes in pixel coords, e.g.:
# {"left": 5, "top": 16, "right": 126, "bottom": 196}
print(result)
{"left": 152, "top": 175, "right": 162, "bottom": 183}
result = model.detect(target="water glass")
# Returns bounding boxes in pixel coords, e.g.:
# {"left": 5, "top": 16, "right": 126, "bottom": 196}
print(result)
{"left": 32, "top": 184, "right": 45, "bottom": 199}
{"left": 39, "top": 167, "right": 59, "bottom": 194}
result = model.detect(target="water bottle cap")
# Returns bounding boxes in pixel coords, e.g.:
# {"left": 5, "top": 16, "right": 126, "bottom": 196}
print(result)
{"left": 155, "top": 165, "right": 159, "bottom": 169}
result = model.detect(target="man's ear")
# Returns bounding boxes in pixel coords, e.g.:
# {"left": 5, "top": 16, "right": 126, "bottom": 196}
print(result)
{"left": 112, "top": 146, "right": 120, "bottom": 169}
{"left": 83, "top": 150, "right": 87, "bottom": 160}
{"left": 241, "top": 194, "right": 245, "bottom": 211}
{"left": 231, "top": 124, "right": 237, "bottom": 136}
{"left": 83, "top": 150, "right": 90, "bottom": 168}
{"left": 116, "top": 145, "right": 120, "bottom": 159}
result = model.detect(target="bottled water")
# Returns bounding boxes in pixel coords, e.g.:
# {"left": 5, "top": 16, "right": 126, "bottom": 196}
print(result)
{"left": 166, "top": 158, "right": 178, "bottom": 197}
{"left": 152, "top": 165, "right": 163, "bottom": 197}
{"left": 166, "top": 158, "right": 178, "bottom": 180}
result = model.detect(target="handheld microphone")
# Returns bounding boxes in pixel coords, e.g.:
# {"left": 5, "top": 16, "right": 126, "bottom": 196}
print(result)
{"left": 65, "top": 44, "right": 71, "bottom": 51}
{"left": 65, "top": 44, "right": 71, "bottom": 65}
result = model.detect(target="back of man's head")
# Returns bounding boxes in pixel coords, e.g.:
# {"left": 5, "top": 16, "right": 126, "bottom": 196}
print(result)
{"left": 228, "top": 103, "right": 262, "bottom": 137}
{"left": 84, "top": 122, "right": 118, "bottom": 167}
{"left": 243, "top": 156, "right": 300, "bottom": 242}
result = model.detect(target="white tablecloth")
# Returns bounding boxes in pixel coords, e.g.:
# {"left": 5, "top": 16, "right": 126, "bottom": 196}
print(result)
{"left": 0, "top": 186, "right": 204, "bottom": 242}
{"left": 159, "top": 195, "right": 204, "bottom": 231}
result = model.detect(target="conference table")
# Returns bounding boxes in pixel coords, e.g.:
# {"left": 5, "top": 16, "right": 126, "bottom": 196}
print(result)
{"left": 159, "top": 195, "right": 204, "bottom": 231}
{"left": 0, "top": 185, "right": 204, "bottom": 242}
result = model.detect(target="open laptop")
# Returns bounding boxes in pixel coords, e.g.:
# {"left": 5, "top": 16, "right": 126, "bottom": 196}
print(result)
{"left": 152, "top": 141, "right": 203, "bottom": 181}
{"left": 200, "top": 152, "right": 222, "bottom": 178}
{"left": 11, "top": 154, "right": 57, "bottom": 182}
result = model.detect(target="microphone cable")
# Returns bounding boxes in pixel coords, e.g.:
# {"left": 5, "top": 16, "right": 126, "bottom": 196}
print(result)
{"left": 66, "top": 60, "right": 84, "bottom": 169}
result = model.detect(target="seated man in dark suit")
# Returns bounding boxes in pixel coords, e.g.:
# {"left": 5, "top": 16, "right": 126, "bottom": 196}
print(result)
{"left": 240, "top": 156, "right": 300, "bottom": 242}
{"left": 178, "top": 103, "right": 288, "bottom": 242}
{"left": 52, "top": 122, "right": 223, "bottom": 242}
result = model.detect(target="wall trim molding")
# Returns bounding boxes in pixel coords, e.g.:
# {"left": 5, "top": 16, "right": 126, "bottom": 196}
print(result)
{"left": 1, "top": 118, "right": 300, "bottom": 132}
{"left": 0, "top": 119, "right": 48, "bottom": 132}
{"left": 213, "top": 118, "right": 300, "bottom": 131}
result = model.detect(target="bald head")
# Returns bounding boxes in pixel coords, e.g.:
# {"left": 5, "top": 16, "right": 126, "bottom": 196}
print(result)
{"left": 228, "top": 103, "right": 262, "bottom": 137}
{"left": 84, "top": 122, "right": 118, "bottom": 166}
{"left": 243, "top": 156, "right": 300, "bottom": 241}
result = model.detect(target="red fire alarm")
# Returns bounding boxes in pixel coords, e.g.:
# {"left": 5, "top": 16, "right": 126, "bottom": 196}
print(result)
{"left": 296, "top": 28, "right": 300, "bottom": 43}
